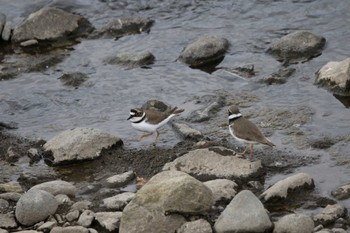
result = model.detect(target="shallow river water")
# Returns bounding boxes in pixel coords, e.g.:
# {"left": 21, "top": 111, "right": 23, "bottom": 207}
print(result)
{"left": 1, "top": 0, "right": 350, "bottom": 214}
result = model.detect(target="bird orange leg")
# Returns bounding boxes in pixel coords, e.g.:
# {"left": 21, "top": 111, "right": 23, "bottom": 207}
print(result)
{"left": 238, "top": 145, "right": 248, "bottom": 158}
{"left": 152, "top": 131, "right": 160, "bottom": 146}
{"left": 138, "top": 132, "right": 153, "bottom": 141}
{"left": 250, "top": 144, "right": 254, "bottom": 160}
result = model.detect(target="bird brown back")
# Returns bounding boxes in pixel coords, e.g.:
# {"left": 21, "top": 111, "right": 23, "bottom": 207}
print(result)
{"left": 233, "top": 117, "right": 275, "bottom": 147}
{"left": 144, "top": 106, "right": 184, "bottom": 124}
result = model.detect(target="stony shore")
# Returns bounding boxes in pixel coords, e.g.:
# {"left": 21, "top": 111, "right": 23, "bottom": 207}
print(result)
{"left": 1, "top": 4, "right": 350, "bottom": 233}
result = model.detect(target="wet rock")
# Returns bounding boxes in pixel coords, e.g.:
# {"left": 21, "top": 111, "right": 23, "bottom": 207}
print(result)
{"left": 37, "top": 221, "right": 57, "bottom": 232}
{"left": 19, "top": 39, "right": 38, "bottom": 47}
{"left": 187, "top": 93, "right": 226, "bottom": 122}
{"left": 273, "top": 214, "right": 314, "bottom": 233}
{"left": 15, "top": 189, "right": 58, "bottom": 226}
{"left": 70, "top": 200, "right": 92, "bottom": 212}
{"left": 50, "top": 226, "right": 89, "bottom": 233}
{"left": 177, "top": 219, "right": 212, "bottom": 233}
{"left": 77, "top": 210, "right": 94, "bottom": 228}
{"left": 29, "top": 180, "right": 76, "bottom": 197}
{"left": 43, "top": 127, "right": 122, "bottom": 165}
{"left": 203, "top": 179, "right": 238, "bottom": 204}
{"left": 0, "top": 13, "right": 5, "bottom": 35}
{"left": 267, "top": 31, "right": 326, "bottom": 64}
{"left": 214, "top": 190, "right": 273, "bottom": 233}
{"left": 0, "top": 192, "right": 21, "bottom": 202}
{"left": 163, "top": 148, "right": 264, "bottom": 182}
{"left": 106, "top": 171, "right": 135, "bottom": 188}
{"left": 315, "top": 58, "right": 350, "bottom": 96}
{"left": 99, "top": 17, "right": 154, "bottom": 39}
{"left": 6, "top": 146, "right": 20, "bottom": 162}
{"left": 172, "top": 122, "right": 203, "bottom": 140}
{"left": 14, "top": 231, "right": 40, "bottom": 233}
{"left": 95, "top": 212, "right": 122, "bottom": 232}
{"left": 331, "top": 184, "right": 350, "bottom": 200}
{"left": 12, "top": 7, "right": 94, "bottom": 43}
{"left": 0, "top": 182, "right": 23, "bottom": 193}
{"left": 65, "top": 210, "right": 80, "bottom": 222}
{"left": 313, "top": 204, "right": 347, "bottom": 226}
{"left": 103, "top": 192, "right": 135, "bottom": 210}
{"left": 260, "top": 67, "right": 296, "bottom": 85}
{"left": 55, "top": 194, "right": 73, "bottom": 206}
{"left": 141, "top": 99, "right": 168, "bottom": 112}
{"left": 0, "top": 199, "right": 9, "bottom": 210}
{"left": 260, "top": 173, "right": 315, "bottom": 202}
{"left": 120, "top": 202, "right": 186, "bottom": 233}
{"left": 106, "top": 51, "right": 155, "bottom": 68}
{"left": 0, "top": 213, "right": 17, "bottom": 228}
{"left": 1, "top": 21, "right": 12, "bottom": 41}
{"left": 220, "top": 64, "right": 255, "bottom": 78}
{"left": 0, "top": 229, "right": 8, "bottom": 233}
{"left": 27, "top": 148, "right": 41, "bottom": 164}
{"left": 178, "top": 35, "right": 229, "bottom": 67}
{"left": 59, "top": 72, "right": 89, "bottom": 87}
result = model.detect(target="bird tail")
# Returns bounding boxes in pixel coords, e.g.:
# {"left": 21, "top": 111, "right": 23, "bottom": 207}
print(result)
{"left": 264, "top": 139, "right": 275, "bottom": 147}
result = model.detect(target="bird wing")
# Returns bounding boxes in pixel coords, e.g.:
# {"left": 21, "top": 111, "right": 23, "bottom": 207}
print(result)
{"left": 144, "top": 107, "right": 184, "bottom": 124}
{"left": 233, "top": 117, "right": 274, "bottom": 146}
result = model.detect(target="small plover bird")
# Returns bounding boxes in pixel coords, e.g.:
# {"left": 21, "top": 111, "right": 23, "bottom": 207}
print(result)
{"left": 127, "top": 106, "right": 184, "bottom": 146}
{"left": 228, "top": 105, "right": 274, "bottom": 159}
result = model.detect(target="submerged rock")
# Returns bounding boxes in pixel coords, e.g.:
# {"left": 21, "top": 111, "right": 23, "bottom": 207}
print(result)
{"left": 99, "top": 17, "right": 154, "bottom": 39}
{"left": 313, "top": 204, "right": 347, "bottom": 226}
{"left": 315, "top": 58, "right": 350, "bottom": 96}
{"left": 214, "top": 190, "right": 273, "bottom": 233}
{"left": 106, "top": 51, "right": 155, "bottom": 68}
{"left": 43, "top": 127, "right": 122, "bottom": 165}
{"left": 15, "top": 189, "right": 58, "bottom": 226}
{"left": 59, "top": 72, "right": 89, "bottom": 87}
{"left": 331, "top": 184, "right": 350, "bottom": 200}
{"left": 260, "top": 67, "right": 296, "bottom": 85}
{"left": 12, "top": 7, "right": 94, "bottom": 43}
{"left": 273, "top": 214, "right": 314, "bottom": 233}
{"left": 163, "top": 148, "right": 264, "bottom": 182}
{"left": 260, "top": 173, "right": 315, "bottom": 203}
{"left": 267, "top": 31, "right": 326, "bottom": 64}
{"left": 172, "top": 122, "right": 203, "bottom": 140}
{"left": 178, "top": 35, "right": 229, "bottom": 67}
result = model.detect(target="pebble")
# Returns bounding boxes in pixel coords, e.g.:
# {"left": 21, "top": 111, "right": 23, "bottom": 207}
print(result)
{"left": 20, "top": 39, "right": 38, "bottom": 47}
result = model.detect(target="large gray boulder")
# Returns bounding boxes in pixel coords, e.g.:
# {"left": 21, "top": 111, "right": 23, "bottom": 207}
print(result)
{"left": 12, "top": 7, "right": 93, "bottom": 43}
{"left": 273, "top": 214, "right": 314, "bottom": 233}
{"left": 119, "top": 171, "right": 213, "bottom": 233}
{"left": 214, "top": 190, "right": 273, "bottom": 233}
{"left": 29, "top": 180, "right": 76, "bottom": 197}
{"left": 260, "top": 173, "right": 314, "bottom": 202}
{"left": 315, "top": 58, "right": 350, "bottom": 96}
{"left": 163, "top": 148, "right": 264, "bottom": 182}
{"left": 179, "top": 35, "right": 229, "bottom": 67}
{"left": 15, "top": 189, "right": 58, "bottom": 226}
{"left": 43, "top": 127, "right": 122, "bottom": 165}
{"left": 267, "top": 31, "right": 326, "bottom": 64}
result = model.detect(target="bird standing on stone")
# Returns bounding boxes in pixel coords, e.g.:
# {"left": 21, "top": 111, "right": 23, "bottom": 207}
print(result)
{"left": 127, "top": 106, "right": 184, "bottom": 146}
{"left": 227, "top": 105, "right": 274, "bottom": 160}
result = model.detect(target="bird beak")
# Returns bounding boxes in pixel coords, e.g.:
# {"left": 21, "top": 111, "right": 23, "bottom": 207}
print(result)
{"left": 127, "top": 115, "right": 132, "bottom": 120}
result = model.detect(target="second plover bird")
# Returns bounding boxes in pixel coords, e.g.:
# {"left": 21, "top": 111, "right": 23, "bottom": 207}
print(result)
{"left": 228, "top": 105, "right": 274, "bottom": 159}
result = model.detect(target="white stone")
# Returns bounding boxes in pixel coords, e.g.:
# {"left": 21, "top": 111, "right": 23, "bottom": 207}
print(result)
{"left": 103, "top": 192, "right": 135, "bottom": 210}
{"left": 95, "top": 212, "right": 122, "bottom": 232}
